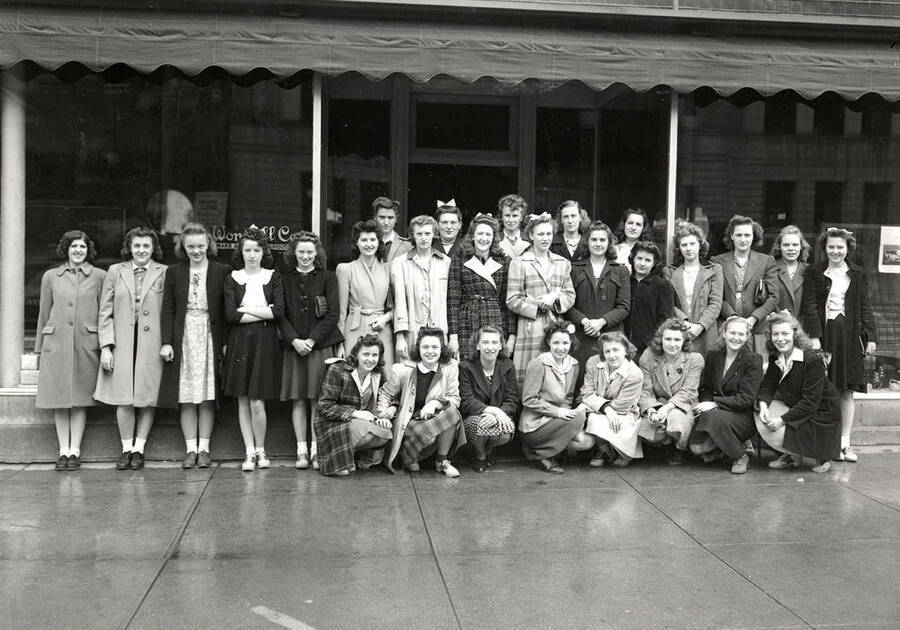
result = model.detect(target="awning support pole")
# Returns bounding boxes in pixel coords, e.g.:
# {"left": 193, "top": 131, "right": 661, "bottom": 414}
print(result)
{"left": 311, "top": 73, "right": 324, "bottom": 235}
{"left": 0, "top": 67, "right": 26, "bottom": 388}
{"left": 665, "top": 89, "right": 679, "bottom": 266}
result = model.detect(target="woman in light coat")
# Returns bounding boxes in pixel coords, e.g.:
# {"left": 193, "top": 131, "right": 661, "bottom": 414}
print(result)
{"left": 95, "top": 227, "right": 167, "bottom": 470}
{"left": 377, "top": 327, "right": 464, "bottom": 477}
{"left": 35, "top": 230, "right": 106, "bottom": 471}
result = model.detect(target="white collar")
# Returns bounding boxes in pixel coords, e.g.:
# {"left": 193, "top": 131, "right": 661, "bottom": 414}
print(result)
{"left": 776, "top": 348, "right": 804, "bottom": 375}
{"left": 351, "top": 369, "right": 373, "bottom": 394}
{"left": 417, "top": 362, "right": 438, "bottom": 375}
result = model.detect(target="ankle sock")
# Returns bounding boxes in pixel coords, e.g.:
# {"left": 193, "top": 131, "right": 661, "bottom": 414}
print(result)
{"left": 840, "top": 436, "right": 851, "bottom": 449}
{"left": 70, "top": 448, "right": 81, "bottom": 458}
{"left": 133, "top": 438, "right": 146, "bottom": 454}
{"left": 186, "top": 439, "right": 197, "bottom": 454}
{"left": 198, "top": 438, "right": 210, "bottom": 453}
{"left": 309, "top": 441, "right": 317, "bottom": 457}
{"left": 121, "top": 439, "right": 133, "bottom": 453}
{"left": 297, "top": 442, "right": 308, "bottom": 455}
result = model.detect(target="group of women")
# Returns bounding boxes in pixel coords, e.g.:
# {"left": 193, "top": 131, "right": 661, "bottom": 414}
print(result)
{"left": 35, "top": 196, "right": 876, "bottom": 478}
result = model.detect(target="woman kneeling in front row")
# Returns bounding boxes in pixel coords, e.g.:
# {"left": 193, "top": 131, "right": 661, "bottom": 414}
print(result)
{"left": 377, "top": 327, "right": 465, "bottom": 477}
{"left": 690, "top": 316, "right": 763, "bottom": 474}
{"left": 571, "top": 331, "right": 644, "bottom": 468}
{"left": 459, "top": 326, "right": 519, "bottom": 473}
{"left": 315, "top": 334, "right": 393, "bottom": 476}
{"left": 756, "top": 311, "right": 840, "bottom": 473}
{"left": 519, "top": 321, "right": 585, "bottom": 474}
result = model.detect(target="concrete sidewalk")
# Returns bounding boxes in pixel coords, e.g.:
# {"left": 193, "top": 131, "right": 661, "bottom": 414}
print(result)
{"left": 2, "top": 450, "right": 899, "bottom": 630}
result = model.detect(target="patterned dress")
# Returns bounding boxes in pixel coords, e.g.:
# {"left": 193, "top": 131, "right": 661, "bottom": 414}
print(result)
{"left": 447, "top": 254, "right": 515, "bottom": 355}
{"left": 506, "top": 251, "right": 576, "bottom": 388}
{"left": 178, "top": 266, "right": 217, "bottom": 404}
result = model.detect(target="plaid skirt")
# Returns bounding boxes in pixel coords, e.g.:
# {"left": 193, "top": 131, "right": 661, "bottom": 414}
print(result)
{"left": 400, "top": 406, "right": 465, "bottom": 464}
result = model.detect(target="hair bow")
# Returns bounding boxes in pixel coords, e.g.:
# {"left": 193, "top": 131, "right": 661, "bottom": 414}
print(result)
{"left": 527, "top": 212, "right": 552, "bottom": 222}
{"left": 566, "top": 323, "right": 576, "bottom": 334}
{"left": 437, "top": 199, "right": 457, "bottom": 208}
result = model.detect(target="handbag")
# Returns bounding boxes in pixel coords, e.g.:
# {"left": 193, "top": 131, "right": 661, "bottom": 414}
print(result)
{"left": 753, "top": 279, "right": 767, "bottom": 307}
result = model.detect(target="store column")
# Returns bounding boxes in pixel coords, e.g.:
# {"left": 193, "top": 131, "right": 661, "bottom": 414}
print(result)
{"left": 0, "top": 68, "right": 26, "bottom": 388}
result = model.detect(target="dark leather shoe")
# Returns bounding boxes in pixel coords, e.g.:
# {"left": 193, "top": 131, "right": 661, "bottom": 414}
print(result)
{"left": 66, "top": 455, "right": 81, "bottom": 471}
{"left": 196, "top": 451, "right": 211, "bottom": 469}
{"left": 471, "top": 458, "right": 487, "bottom": 473}
{"left": 55, "top": 455, "right": 68, "bottom": 472}
{"left": 182, "top": 451, "right": 197, "bottom": 469}
{"left": 130, "top": 452, "right": 145, "bottom": 470}
{"left": 116, "top": 451, "right": 133, "bottom": 470}
{"left": 485, "top": 451, "right": 496, "bottom": 468}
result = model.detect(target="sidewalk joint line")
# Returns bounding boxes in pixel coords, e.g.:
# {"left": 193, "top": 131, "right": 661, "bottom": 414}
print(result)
{"left": 118, "top": 463, "right": 220, "bottom": 630}
{"left": 612, "top": 469, "right": 815, "bottom": 629}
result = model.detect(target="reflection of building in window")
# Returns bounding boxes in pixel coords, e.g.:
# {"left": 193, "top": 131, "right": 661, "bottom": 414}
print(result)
{"left": 764, "top": 181, "right": 796, "bottom": 228}
{"left": 864, "top": 183, "right": 891, "bottom": 224}
{"left": 814, "top": 181, "right": 844, "bottom": 227}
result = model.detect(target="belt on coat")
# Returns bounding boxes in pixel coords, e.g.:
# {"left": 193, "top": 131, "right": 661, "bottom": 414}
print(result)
{"left": 348, "top": 306, "right": 385, "bottom": 331}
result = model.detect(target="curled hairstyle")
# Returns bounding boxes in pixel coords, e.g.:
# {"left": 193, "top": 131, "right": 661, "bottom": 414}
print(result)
{"left": 628, "top": 240, "right": 663, "bottom": 276}
{"left": 770, "top": 225, "right": 811, "bottom": 262}
{"left": 175, "top": 222, "right": 217, "bottom": 260}
{"left": 456, "top": 213, "right": 506, "bottom": 261}
{"left": 497, "top": 194, "right": 527, "bottom": 219}
{"left": 372, "top": 196, "right": 400, "bottom": 215}
{"left": 615, "top": 208, "right": 651, "bottom": 243}
{"left": 764, "top": 310, "right": 816, "bottom": 354}
{"left": 283, "top": 230, "right": 326, "bottom": 269}
{"left": 408, "top": 326, "right": 454, "bottom": 364}
{"left": 524, "top": 213, "right": 558, "bottom": 239}
{"left": 120, "top": 226, "right": 163, "bottom": 261}
{"left": 671, "top": 221, "right": 710, "bottom": 266}
{"left": 556, "top": 200, "right": 591, "bottom": 235}
{"left": 817, "top": 226, "right": 856, "bottom": 256}
{"left": 540, "top": 319, "right": 579, "bottom": 353}
{"left": 231, "top": 226, "right": 274, "bottom": 269}
{"left": 722, "top": 215, "right": 764, "bottom": 251}
{"left": 408, "top": 214, "right": 439, "bottom": 236}
{"left": 466, "top": 324, "right": 509, "bottom": 362}
{"left": 56, "top": 230, "right": 98, "bottom": 262}
{"left": 716, "top": 316, "right": 753, "bottom": 351}
{"left": 598, "top": 331, "right": 637, "bottom": 362}
{"left": 586, "top": 220, "right": 619, "bottom": 261}
{"left": 435, "top": 204, "right": 462, "bottom": 221}
{"left": 345, "top": 333, "right": 386, "bottom": 375}
{"left": 350, "top": 219, "right": 384, "bottom": 260}
{"left": 649, "top": 317, "right": 694, "bottom": 355}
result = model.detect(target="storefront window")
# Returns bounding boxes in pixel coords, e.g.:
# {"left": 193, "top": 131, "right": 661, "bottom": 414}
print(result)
{"left": 25, "top": 70, "right": 312, "bottom": 339}
{"left": 677, "top": 89, "right": 900, "bottom": 388}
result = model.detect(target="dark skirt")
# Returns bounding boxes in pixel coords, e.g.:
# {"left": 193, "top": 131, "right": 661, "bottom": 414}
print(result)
{"left": 691, "top": 408, "right": 756, "bottom": 460}
{"left": 520, "top": 417, "right": 582, "bottom": 460}
{"left": 280, "top": 345, "right": 335, "bottom": 401}
{"left": 823, "top": 314, "right": 866, "bottom": 393}
{"left": 223, "top": 321, "right": 282, "bottom": 400}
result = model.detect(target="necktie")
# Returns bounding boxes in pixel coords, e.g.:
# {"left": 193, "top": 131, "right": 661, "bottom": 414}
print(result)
{"left": 134, "top": 266, "right": 146, "bottom": 319}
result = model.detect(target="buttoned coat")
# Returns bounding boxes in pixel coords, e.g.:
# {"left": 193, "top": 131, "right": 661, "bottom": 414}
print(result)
{"left": 94, "top": 260, "right": 167, "bottom": 407}
{"left": 447, "top": 254, "right": 515, "bottom": 349}
{"left": 579, "top": 355, "right": 643, "bottom": 416}
{"left": 627, "top": 272, "right": 676, "bottom": 356}
{"left": 381, "top": 234, "right": 413, "bottom": 265}
{"left": 34, "top": 263, "right": 106, "bottom": 409}
{"left": 458, "top": 357, "right": 520, "bottom": 420}
{"left": 391, "top": 248, "right": 451, "bottom": 339}
{"left": 377, "top": 359, "right": 462, "bottom": 473}
{"left": 773, "top": 259, "right": 807, "bottom": 318}
{"left": 637, "top": 349, "right": 705, "bottom": 414}
{"left": 710, "top": 250, "right": 778, "bottom": 334}
{"left": 663, "top": 262, "right": 723, "bottom": 355}
{"left": 699, "top": 347, "right": 763, "bottom": 411}
{"left": 316, "top": 360, "right": 384, "bottom": 476}
{"left": 550, "top": 233, "right": 589, "bottom": 263}
{"left": 278, "top": 267, "right": 343, "bottom": 349}
{"left": 506, "top": 250, "right": 577, "bottom": 386}
{"left": 757, "top": 350, "right": 840, "bottom": 461}
{"left": 565, "top": 260, "right": 631, "bottom": 370}
{"left": 157, "top": 260, "right": 230, "bottom": 409}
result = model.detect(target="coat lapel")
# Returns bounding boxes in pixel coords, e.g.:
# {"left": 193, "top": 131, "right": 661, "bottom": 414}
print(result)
{"left": 139, "top": 261, "right": 165, "bottom": 304}
{"left": 721, "top": 350, "right": 742, "bottom": 390}
{"left": 692, "top": 266, "right": 713, "bottom": 310}
{"left": 463, "top": 256, "right": 501, "bottom": 288}
{"left": 121, "top": 263, "right": 136, "bottom": 299}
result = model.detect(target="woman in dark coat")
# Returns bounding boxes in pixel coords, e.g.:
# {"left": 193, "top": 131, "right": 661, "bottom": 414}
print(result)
{"left": 801, "top": 227, "right": 877, "bottom": 463}
{"left": 549, "top": 200, "right": 590, "bottom": 263}
{"left": 565, "top": 220, "right": 631, "bottom": 384}
{"left": 770, "top": 225, "right": 810, "bottom": 319}
{"left": 279, "top": 231, "right": 343, "bottom": 471}
{"left": 159, "top": 223, "right": 229, "bottom": 469}
{"left": 448, "top": 214, "right": 515, "bottom": 358}
{"left": 315, "top": 334, "right": 393, "bottom": 476}
{"left": 626, "top": 240, "right": 675, "bottom": 357}
{"left": 756, "top": 311, "right": 840, "bottom": 473}
{"left": 689, "top": 316, "right": 763, "bottom": 474}
{"left": 458, "top": 325, "right": 519, "bottom": 472}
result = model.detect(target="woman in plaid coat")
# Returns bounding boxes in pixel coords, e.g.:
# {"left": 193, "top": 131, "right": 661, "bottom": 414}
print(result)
{"left": 315, "top": 334, "right": 393, "bottom": 476}
{"left": 448, "top": 214, "right": 516, "bottom": 358}
{"left": 506, "top": 213, "right": 576, "bottom": 388}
